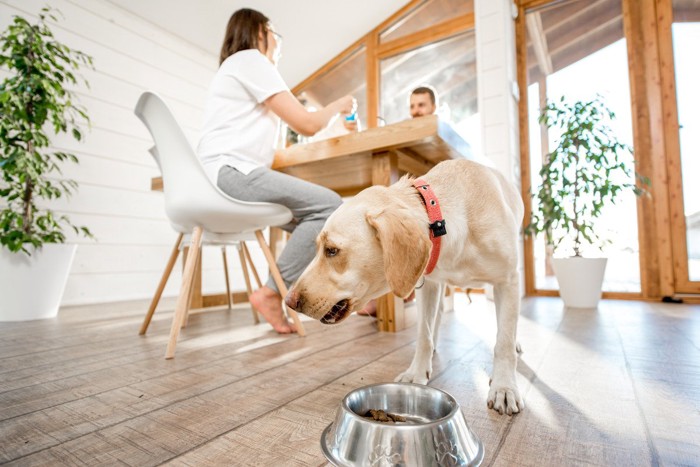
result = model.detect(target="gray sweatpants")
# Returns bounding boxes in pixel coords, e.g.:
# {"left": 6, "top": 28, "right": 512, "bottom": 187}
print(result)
{"left": 217, "top": 165, "right": 342, "bottom": 294}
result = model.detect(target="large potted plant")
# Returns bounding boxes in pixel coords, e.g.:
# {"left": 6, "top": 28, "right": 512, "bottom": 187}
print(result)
{"left": 526, "top": 96, "right": 649, "bottom": 308}
{"left": 0, "top": 7, "right": 93, "bottom": 321}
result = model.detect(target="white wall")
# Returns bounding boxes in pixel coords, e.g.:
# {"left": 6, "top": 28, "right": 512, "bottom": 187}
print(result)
{"left": 0, "top": 0, "right": 259, "bottom": 305}
{"left": 475, "top": 0, "right": 524, "bottom": 296}
{"left": 475, "top": 0, "right": 520, "bottom": 185}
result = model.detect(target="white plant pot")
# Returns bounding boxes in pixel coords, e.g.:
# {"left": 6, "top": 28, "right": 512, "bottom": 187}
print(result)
{"left": 0, "top": 244, "right": 77, "bottom": 321}
{"left": 552, "top": 257, "right": 608, "bottom": 308}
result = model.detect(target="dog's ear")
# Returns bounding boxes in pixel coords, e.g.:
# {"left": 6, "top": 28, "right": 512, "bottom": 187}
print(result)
{"left": 366, "top": 207, "right": 430, "bottom": 298}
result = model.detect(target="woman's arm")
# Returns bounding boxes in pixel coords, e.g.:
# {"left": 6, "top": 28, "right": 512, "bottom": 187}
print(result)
{"left": 265, "top": 91, "right": 355, "bottom": 136}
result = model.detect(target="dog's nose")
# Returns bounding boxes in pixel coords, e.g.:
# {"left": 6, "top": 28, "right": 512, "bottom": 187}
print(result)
{"left": 285, "top": 288, "right": 300, "bottom": 310}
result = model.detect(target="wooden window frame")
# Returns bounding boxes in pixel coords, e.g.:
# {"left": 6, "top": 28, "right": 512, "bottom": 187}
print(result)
{"left": 292, "top": 0, "right": 475, "bottom": 129}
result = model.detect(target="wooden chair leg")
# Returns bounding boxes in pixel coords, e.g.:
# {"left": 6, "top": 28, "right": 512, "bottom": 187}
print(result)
{"left": 222, "top": 247, "right": 232, "bottom": 310}
{"left": 181, "top": 247, "right": 202, "bottom": 329}
{"left": 140, "top": 233, "right": 183, "bottom": 335}
{"left": 254, "top": 230, "right": 306, "bottom": 337}
{"left": 238, "top": 243, "right": 259, "bottom": 324}
{"left": 166, "top": 226, "right": 204, "bottom": 359}
{"left": 182, "top": 245, "right": 204, "bottom": 329}
{"left": 242, "top": 242, "right": 263, "bottom": 288}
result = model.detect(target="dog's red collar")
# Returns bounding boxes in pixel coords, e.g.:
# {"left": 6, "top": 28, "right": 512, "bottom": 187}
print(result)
{"left": 412, "top": 178, "right": 446, "bottom": 275}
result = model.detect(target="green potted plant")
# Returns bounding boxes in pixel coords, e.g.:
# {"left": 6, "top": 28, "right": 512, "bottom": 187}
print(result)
{"left": 0, "top": 7, "right": 93, "bottom": 321}
{"left": 525, "top": 96, "right": 649, "bottom": 308}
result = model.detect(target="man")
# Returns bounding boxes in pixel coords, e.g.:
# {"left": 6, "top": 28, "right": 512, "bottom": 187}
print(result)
{"left": 409, "top": 86, "right": 438, "bottom": 119}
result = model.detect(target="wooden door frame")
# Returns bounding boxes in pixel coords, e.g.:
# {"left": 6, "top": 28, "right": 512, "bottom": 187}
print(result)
{"left": 655, "top": 0, "right": 700, "bottom": 294}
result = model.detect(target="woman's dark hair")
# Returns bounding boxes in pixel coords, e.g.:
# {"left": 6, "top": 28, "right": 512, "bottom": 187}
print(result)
{"left": 219, "top": 8, "right": 270, "bottom": 64}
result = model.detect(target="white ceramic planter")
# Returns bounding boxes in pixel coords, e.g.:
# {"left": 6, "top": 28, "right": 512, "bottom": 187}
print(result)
{"left": 0, "top": 244, "right": 77, "bottom": 321}
{"left": 552, "top": 257, "right": 608, "bottom": 308}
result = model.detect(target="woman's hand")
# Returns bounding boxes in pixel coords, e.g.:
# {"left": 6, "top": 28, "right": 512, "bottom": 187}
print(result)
{"left": 333, "top": 95, "right": 357, "bottom": 117}
{"left": 335, "top": 95, "right": 359, "bottom": 132}
{"left": 343, "top": 118, "right": 359, "bottom": 132}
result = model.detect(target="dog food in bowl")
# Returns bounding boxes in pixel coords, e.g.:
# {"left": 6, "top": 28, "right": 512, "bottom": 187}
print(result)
{"left": 321, "top": 382, "right": 484, "bottom": 466}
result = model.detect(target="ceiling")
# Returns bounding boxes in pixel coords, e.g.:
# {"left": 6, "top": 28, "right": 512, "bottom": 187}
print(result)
{"left": 106, "top": 0, "right": 409, "bottom": 87}
{"left": 525, "top": 0, "right": 700, "bottom": 83}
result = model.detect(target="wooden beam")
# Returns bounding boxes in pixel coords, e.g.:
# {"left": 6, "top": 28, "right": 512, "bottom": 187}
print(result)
{"left": 541, "top": 0, "right": 608, "bottom": 35}
{"left": 519, "top": 0, "right": 568, "bottom": 10}
{"left": 547, "top": 6, "right": 622, "bottom": 57}
{"left": 516, "top": 3, "right": 536, "bottom": 296}
{"left": 366, "top": 30, "right": 379, "bottom": 129}
{"left": 377, "top": 13, "right": 475, "bottom": 59}
{"left": 526, "top": 12, "right": 553, "bottom": 75}
{"left": 622, "top": 0, "right": 675, "bottom": 299}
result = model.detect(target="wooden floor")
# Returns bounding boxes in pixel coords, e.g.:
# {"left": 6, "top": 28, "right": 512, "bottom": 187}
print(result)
{"left": 1, "top": 294, "right": 699, "bottom": 466}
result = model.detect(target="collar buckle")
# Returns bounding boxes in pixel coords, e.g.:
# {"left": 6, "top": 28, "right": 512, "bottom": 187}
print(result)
{"left": 429, "top": 219, "right": 447, "bottom": 237}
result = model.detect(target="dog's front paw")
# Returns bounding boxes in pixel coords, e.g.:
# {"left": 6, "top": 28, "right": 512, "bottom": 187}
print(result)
{"left": 395, "top": 368, "right": 430, "bottom": 384}
{"left": 487, "top": 382, "right": 524, "bottom": 415}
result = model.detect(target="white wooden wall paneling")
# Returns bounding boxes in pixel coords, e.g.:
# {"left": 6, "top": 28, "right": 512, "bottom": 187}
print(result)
{"left": 1, "top": 0, "right": 213, "bottom": 104}
{"left": 0, "top": 0, "right": 265, "bottom": 306}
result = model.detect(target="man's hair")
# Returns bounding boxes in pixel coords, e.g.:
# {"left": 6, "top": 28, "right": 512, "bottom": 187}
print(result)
{"left": 219, "top": 8, "right": 270, "bottom": 64}
{"left": 411, "top": 86, "right": 438, "bottom": 106}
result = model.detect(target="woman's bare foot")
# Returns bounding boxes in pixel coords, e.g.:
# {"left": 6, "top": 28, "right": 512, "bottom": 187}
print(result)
{"left": 356, "top": 300, "right": 377, "bottom": 317}
{"left": 249, "top": 286, "right": 297, "bottom": 334}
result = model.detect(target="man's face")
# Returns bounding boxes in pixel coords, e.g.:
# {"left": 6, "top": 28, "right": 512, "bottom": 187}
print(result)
{"left": 409, "top": 92, "right": 436, "bottom": 118}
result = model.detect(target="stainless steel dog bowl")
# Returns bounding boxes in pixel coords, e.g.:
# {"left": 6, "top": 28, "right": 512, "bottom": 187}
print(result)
{"left": 321, "top": 383, "right": 484, "bottom": 466}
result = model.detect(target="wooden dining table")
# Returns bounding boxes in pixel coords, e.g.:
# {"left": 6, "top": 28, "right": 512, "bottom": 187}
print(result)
{"left": 152, "top": 114, "right": 475, "bottom": 332}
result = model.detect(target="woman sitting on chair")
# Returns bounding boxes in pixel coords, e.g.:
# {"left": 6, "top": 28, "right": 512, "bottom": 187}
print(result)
{"left": 197, "top": 8, "right": 356, "bottom": 334}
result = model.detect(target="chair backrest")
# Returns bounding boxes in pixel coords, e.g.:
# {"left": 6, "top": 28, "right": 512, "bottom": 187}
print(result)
{"left": 134, "top": 91, "right": 292, "bottom": 233}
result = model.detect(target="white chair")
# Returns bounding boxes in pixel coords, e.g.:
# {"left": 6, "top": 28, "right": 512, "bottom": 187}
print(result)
{"left": 134, "top": 91, "right": 306, "bottom": 359}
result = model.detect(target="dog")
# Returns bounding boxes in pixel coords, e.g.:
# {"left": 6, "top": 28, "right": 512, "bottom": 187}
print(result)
{"left": 285, "top": 159, "right": 524, "bottom": 415}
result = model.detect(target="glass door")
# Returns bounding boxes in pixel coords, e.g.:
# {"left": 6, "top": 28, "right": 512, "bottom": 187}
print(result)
{"left": 666, "top": 0, "right": 700, "bottom": 293}
{"left": 522, "top": 0, "right": 643, "bottom": 295}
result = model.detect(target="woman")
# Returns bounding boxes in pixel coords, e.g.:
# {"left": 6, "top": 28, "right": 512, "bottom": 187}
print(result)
{"left": 197, "top": 8, "right": 355, "bottom": 333}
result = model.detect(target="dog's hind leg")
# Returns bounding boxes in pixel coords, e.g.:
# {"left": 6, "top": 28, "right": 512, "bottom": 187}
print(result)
{"left": 395, "top": 280, "right": 443, "bottom": 384}
{"left": 488, "top": 274, "right": 524, "bottom": 415}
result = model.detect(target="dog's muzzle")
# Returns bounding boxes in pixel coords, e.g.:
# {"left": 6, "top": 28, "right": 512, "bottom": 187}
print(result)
{"left": 321, "top": 299, "right": 351, "bottom": 324}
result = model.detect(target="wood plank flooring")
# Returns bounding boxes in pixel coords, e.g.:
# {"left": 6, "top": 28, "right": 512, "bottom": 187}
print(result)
{"left": 1, "top": 295, "right": 699, "bottom": 466}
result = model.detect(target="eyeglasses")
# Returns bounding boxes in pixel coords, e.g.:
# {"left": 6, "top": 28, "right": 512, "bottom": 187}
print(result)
{"left": 269, "top": 30, "right": 283, "bottom": 42}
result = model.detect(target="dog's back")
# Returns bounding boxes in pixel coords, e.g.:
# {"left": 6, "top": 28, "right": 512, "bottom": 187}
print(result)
{"left": 416, "top": 159, "right": 524, "bottom": 284}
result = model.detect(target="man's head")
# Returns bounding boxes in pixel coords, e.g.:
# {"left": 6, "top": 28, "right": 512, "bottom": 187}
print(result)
{"left": 409, "top": 86, "right": 438, "bottom": 118}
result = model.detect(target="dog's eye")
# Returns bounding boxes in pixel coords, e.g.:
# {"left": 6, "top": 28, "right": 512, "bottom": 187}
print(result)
{"left": 325, "top": 247, "right": 339, "bottom": 257}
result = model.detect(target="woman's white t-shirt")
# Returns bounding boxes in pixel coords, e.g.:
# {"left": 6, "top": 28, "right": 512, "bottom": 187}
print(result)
{"left": 197, "top": 49, "right": 289, "bottom": 182}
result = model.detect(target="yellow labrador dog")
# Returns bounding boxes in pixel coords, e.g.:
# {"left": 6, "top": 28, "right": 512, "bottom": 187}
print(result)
{"left": 285, "top": 159, "right": 524, "bottom": 415}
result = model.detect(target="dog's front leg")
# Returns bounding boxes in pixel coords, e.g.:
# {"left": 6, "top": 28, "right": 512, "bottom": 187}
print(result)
{"left": 431, "top": 290, "right": 444, "bottom": 352}
{"left": 489, "top": 274, "right": 524, "bottom": 415}
{"left": 395, "top": 280, "right": 444, "bottom": 384}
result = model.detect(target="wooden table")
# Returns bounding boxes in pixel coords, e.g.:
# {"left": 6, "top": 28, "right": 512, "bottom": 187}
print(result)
{"left": 271, "top": 114, "right": 473, "bottom": 197}
{"left": 152, "top": 115, "right": 474, "bottom": 331}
